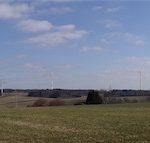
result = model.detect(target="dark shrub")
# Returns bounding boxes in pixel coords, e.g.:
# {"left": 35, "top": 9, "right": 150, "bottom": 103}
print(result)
{"left": 32, "top": 99, "right": 65, "bottom": 107}
{"left": 48, "top": 99, "right": 65, "bottom": 106}
{"left": 107, "top": 97, "right": 117, "bottom": 104}
{"left": 32, "top": 99, "right": 49, "bottom": 107}
{"left": 123, "top": 98, "right": 130, "bottom": 103}
{"left": 86, "top": 90, "right": 103, "bottom": 104}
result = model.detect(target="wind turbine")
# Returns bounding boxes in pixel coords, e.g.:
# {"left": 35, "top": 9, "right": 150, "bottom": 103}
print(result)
{"left": 138, "top": 62, "right": 145, "bottom": 91}
{"left": 135, "top": 62, "right": 146, "bottom": 96}
{"left": 50, "top": 72, "right": 54, "bottom": 90}
{"left": 41, "top": 66, "right": 54, "bottom": 90}
{"left": 47, "top": 71, "right": 54, "bottom": 90}
{"left": 138, "top": 70, "right": 142, "bottom": 91}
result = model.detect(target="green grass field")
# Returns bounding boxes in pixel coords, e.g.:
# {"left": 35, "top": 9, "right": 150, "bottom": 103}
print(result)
{"left": 0, "top": 103, "right": 150, "bottom": 143}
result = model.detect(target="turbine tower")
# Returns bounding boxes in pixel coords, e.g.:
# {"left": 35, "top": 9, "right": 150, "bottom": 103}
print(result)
{"left": 136, "top": 71, "right": 142, "bottom": 90}
{"left": 136, "top": 62, "right": 146, "bottom": 96}
{"left": 139, "top": 71, "right": 142, "bottom": 90}
{"left": 138, "top": 62, "right": 145, "bottom": 91}
{"left": 43, "top": 67, "right": 54, "bottom": 90}
{"left": 50, "top": 72, "right": 54, "bottom": 90}
{"left": 51, "top": 78, "right": 54, "bottom": 90}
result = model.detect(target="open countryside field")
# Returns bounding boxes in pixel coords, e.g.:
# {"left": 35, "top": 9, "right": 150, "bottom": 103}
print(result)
{"left": 0, "top": 93, "right": 39, "bottom": 107}
{"left": 0, "top": 93, "right": 86, "bottom": 107}
{"left": 0, "top": 103, "right": 150, "bottom": 143}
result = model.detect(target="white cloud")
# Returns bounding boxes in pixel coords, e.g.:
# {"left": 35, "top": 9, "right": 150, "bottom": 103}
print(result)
{"left": 123, "top": 56, "right": 150, "bottom": 65}
{"left": 57, "top": 24, "right": 76, "bottom": 31}
{"left": 92, "top": 6, "right": 120, "bottom": 13}
{"left": 36, "top": 6, "right": 74, "bottom": 15}
{"left": 27, "top": 28, "right": 88, "bottom": 47}
{"left": 102, "top": 32, "right": 144, "bottom": 46}
{"left": 125, "top": 33, "right": 144, "bottom": 46}
{"left": 99, "top": 19, "right": 121, "bottom": 28}
{"left": 24, "top": 63, "right": 47, "bottom": 74}
{"left": 18, "top": 19, "right": 53, "bottom": 32}
{"left": 81, "top": 46, "right": 104, "bottom": 53}
{"left": 49, "top": 6, "right": 74, "bottom": 14}
{"left": 0, "top": 2, "right": 32, "bottom": 19}
{"left": 107, "top": 7, "right": 120, "bottom": 13}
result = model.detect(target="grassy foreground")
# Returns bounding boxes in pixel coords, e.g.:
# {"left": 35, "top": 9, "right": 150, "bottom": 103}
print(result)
{"left": 0, "top": 103, "right": 150, "bottom": 143}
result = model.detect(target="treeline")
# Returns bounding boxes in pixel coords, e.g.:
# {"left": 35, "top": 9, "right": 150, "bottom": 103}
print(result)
{"left": 1, "top": 89, "right": 150, "bottom": 97}
{"left": 28, "top": 89, "right": 90, "bottom": 98}
{"left": 86, "top": 90, "right": 150, "bottom": 105}
{"left": 106, "top": 90, "right": 150, "bottom": 97}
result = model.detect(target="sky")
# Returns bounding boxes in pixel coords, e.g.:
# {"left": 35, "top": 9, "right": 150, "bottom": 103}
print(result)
{"left": 1, "top": 0, "right": 150, "bottom": 90}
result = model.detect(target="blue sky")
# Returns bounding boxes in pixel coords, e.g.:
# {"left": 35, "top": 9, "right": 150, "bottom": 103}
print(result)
{"left": 0, "top": 0, "right": 150, "bottom": 89}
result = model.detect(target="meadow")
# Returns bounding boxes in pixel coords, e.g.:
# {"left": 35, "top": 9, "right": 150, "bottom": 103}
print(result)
{"left": 0, "top": 103, "right": 150, "bottom": 143}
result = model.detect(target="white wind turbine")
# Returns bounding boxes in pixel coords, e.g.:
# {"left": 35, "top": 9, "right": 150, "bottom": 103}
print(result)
{"left": 40, "top": 66, "right": 54, "bottom": 90}
{"left": 138, "top": 70, "right": 142, "bottom": 91}
{"left": 137, "top": 62, "right": 145, "bottom": 91}
{"left": 46, "top": 70, "right": 54, "bottom": 90}
{"left": 50, "top": 72, "right": 54, "bottom": 90}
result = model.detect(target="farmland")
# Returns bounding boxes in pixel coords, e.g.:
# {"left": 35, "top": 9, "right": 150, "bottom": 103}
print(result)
{"left": 0, "top": 93, "right": 86, "bottom": 107}
{"left": 0, "top": 103, "right": 150, "bottom": 143}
